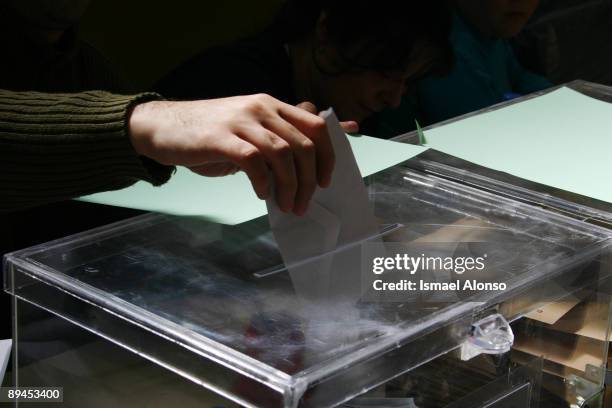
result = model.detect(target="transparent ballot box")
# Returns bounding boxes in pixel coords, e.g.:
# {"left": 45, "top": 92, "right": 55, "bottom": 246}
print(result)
{"left": 5, "top": 157, "right": 612, "bottom": 408}
{"left": 395, "top": 79, "right": 612, "bottom": 228}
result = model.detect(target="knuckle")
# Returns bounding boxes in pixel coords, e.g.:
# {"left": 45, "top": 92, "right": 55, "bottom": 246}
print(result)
{"left": 253, "top": 93, "right": 272, "bottom": 101}
{"left": 297, "top": 101, "right": 317, "bottom": 113}
{"left": 247, "top": 93, "right": 273, "bottom": 114}
{"left": 312, "top": 116, "right": 326, "bottom": 132}
{"left": 300, "top": 138, "right": 316, "bottom": 154}
{"left": 270, "top": 138, "right": 292, "bottom": 157}
{"left": 247, "top": 101, "right": 266, "bottom": 115}
{"left": 240, "top": 145, "right": 262, "bottom": 163}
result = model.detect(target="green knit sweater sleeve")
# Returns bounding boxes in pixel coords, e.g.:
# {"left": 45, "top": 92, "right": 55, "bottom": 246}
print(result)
{"left": 0, "top": 90, "right": 175, "bottom": 212}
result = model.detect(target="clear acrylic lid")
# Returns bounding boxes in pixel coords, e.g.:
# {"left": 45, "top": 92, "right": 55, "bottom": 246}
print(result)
{"left": 5, "top": 164, "right": 612, "bottom": 407}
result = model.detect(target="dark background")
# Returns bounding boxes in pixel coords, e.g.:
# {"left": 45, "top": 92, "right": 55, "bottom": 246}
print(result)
{"left": 79, "top": 0, "right": 285, "bottom": 91}
{"left": 76, "top": 0, "right": 612, "bottom": 92}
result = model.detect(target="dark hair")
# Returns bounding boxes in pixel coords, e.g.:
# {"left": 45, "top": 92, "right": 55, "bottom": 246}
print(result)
{"left": 275, "top": 0, "right": 453, "bottom": 76}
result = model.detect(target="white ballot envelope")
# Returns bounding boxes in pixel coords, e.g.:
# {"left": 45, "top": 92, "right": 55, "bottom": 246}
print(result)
{"left": 266, "top": 109, "right": 380, "bottom": 304}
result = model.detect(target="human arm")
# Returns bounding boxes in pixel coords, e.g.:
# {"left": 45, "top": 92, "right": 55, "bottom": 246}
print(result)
{"left": 128, "top": 94, "right": 335, "bottom": 216}
{"left": 1, "top": 91, "right": 335, "bottom": 215}
{"left": 0, "top": 90, "right": 172, "bottom": 212}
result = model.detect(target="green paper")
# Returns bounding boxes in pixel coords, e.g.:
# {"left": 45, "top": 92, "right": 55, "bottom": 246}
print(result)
{"left": 79, "top": 135, "right": 427, "bottom": 224}
{"left": 423, "top": 87, "right": 612, "bottom": 204}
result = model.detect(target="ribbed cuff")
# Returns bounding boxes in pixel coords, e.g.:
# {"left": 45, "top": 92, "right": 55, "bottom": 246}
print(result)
{"left": 122, "top": 92, "right": 176, "bottom": 186}
{"left": 0, "top": 90, "right": 175, "bottom": 211}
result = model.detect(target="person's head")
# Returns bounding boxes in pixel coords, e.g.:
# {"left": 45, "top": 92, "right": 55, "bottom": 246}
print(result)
{"left": 453, "top": 0, "right": 539, "bottom": 39}
{"left": 278, "top": 0, "right": 453, "bottom": 123}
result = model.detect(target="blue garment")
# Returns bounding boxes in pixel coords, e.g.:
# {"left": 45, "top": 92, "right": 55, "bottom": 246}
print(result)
{"left": 418, "top": 14, "right": 552, "bottom": 124}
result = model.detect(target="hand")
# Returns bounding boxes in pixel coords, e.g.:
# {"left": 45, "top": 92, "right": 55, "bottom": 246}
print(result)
{"left": 128, "top": 94, "right": 335, "bottom": 215}
{"left": 296, "top": 101, "right": 359, "bottom": 133}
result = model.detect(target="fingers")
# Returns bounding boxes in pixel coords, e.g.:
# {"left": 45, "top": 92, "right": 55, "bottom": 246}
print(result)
{"left": 297, "top": 100, "right": 359, "bottom": 134}
{"left": 137, "top": 95, "right": 338, "bottom": 216}
{"left": 236, "top": 127, "right": 298, "bottom": 213}
{"left": 263, "top": 116, "right": 317, "bottom": 216}
{"left": 340, "top": 120, "right": 359, "bottom": 133}
{"left": 276, "top": 102, "right": 335, "bottom": 188}
{"left": 214, "top": 137, "right": 271, "bottom": 200}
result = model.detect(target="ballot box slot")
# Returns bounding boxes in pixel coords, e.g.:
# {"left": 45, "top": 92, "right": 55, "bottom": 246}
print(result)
{"left": 253, "top": 223, "right": 403, "bottom": 279}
